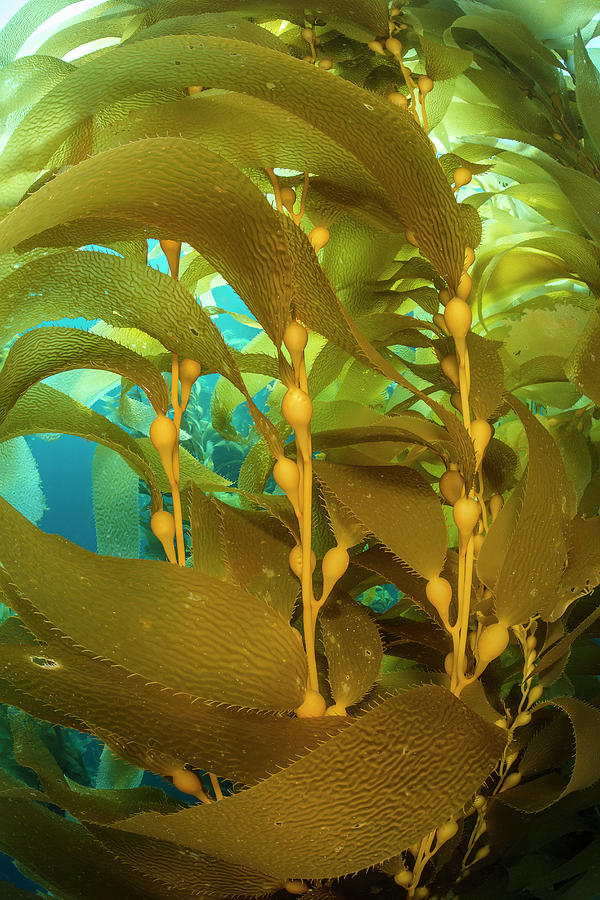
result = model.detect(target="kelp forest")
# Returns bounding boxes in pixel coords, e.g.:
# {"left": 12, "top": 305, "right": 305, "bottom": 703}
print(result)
{"left": 0, "top": 1, "right": 599, "bottom": 898}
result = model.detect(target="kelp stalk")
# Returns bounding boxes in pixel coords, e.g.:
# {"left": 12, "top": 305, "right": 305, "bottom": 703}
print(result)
{"left": 442, "top": 252, "right": 487, "bottom": 694}
{"left": 277, "top": 321, "right": 321, "bottom": 703}
{"left": 156, "top": 238, "right": 188, "bottom": 566}
{"left": 149, "top": 414, "right": 185, "bottom": 566}
{"left": 386, "top": 35, "right": 419, "bottom": 124}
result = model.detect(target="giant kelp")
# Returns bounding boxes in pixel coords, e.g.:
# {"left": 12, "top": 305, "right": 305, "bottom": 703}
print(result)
{"left": 0, "top": 1, "right": 600, "bottom": 899}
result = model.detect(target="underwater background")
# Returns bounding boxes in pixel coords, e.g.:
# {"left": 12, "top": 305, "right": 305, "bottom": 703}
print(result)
{"left": 1, "top": 0, "right": 600, "bottom": 897}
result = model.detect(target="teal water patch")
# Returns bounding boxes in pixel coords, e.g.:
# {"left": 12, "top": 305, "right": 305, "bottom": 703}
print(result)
{"left": 0, "top": 851, "right": 48, "bottom": 894}
{"left": 27, "top": 434, "right": 96, "bottom": 552}
{"left": 358, "top": 583, "right": 400, "bottom": 614}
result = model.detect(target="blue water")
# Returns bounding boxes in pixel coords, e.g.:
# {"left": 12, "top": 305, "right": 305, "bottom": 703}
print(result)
{"left": 29, "top": 434, "right": 97, "bottom": 551}
{"left": 0, "top": 854, "right": 45, "bottom": 894}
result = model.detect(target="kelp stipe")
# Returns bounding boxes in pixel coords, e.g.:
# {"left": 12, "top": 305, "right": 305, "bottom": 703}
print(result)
{"left": 0, "top": 1, "right": 599, "bottom": 898}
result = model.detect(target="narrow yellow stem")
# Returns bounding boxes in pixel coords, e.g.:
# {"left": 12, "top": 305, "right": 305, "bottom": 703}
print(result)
{"left": 458, "top": 358, "right": 471, "bottom": 432}
{"left": 419, "top": 94, "right": 429, "bottom": 132}
{"left": 408, "top": 830, "right": 436, "bottom": 898}
{"left": 452, "top": 545, "right": 466, "bottom": 690}
{"left": 449, "top": 335, "right": 475, "bottom": 694}
{"left": 296, "top": 450, "right": 304, "bottom": 516}
{"left": 172, "top": 407, "right": 182, "bottom": 485}
{"left": 461, "top": 812, "right": 487, "bottom": 872}
{"left": 170, "top": 481, "right": 186, "bottom": 567}
{"left": 163, "top": 542, "right": 178, "bottom": 566}
{"left": 312, "top": 595, "right": 325, "bottom": 617}
{"left": 477, "top": 479, "right": 489, "bottom": 534}
{"left": 293, "top": 172, "right": 310, "bottom": 225}
{"left": 209, "top": 772, "right": 223, "bottom": 801}
{"left": 300, "top": 442, "right": 318, "bottom": 692}
{"left": 296, "top": 359, "right": 318, "bottom": 691}
{"left": 455, "top": 536, "right": 475, "bottom": 696}
{"left": 465, "top": 345, "right": 471, "bottom": 395}
{"left": 449, "top": 622, "right": 460, "bottom": 681}
{"left": 399, "top": 61, "right": 418, "bottom": 121}
{"left": 171, "top": 353, "right": 181, "bottom": 485}
{"left": 298, "top": 357, "right": 309, "bottom": 409}
{"left": 164, "top": 352, "right": 185, "bottom": 567}
{"left": 159, "top": 250, "right": 186, "bottom": 570}
{"left": 265, "top": 167, "right": 284, "bottom": 213}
